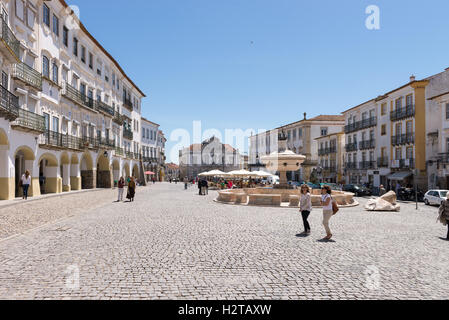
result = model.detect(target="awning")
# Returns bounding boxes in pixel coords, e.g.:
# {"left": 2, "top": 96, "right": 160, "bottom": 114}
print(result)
{"left": 145, "top": 171, "right": 155, "bottom": 175}
{"left": 387, "top": 171, "right": 413, "bottom": 181}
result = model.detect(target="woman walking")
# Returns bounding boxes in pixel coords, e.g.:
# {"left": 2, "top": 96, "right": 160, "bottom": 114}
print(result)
{"left": 321, "top": 185, "right": 334, "bottom": 240}
{"left": 438, "top": 193, "right": 449, "bottom": 240}
{"left": 300, "top": 184, "right": 312, "bottom": 234}
{"left": 126, "top": 177, "right": 136, "bottom": 202}
{"left": 117, "top": 176, "right": 125, "bottom": 202}
{"left": 21, "top": 171, "right": 31, "bottom": 200}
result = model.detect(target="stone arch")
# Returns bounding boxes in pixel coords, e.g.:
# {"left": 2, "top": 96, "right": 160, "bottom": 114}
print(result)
{"left": 123, "top": 162, "right": 130, "bottom": 179}
{"left": 13, "top": 146, "right": 36, "bottom": 198}
{"left": 80, "top": 152, "right": 94, "bottom": 189}
{"left": 96, "top": 152, "right": 112, "bottom": 188}
{"left": 112, "top": 159, "right": 120, "bottom": 186}
{"left": 38, "top": 152, "right": 61, "bottom": 194}
{"left": 0, "top": 132, "right": 11, "bottom": 200}
{"left": 132, "top": 163, "right": 139, "bottom": 179}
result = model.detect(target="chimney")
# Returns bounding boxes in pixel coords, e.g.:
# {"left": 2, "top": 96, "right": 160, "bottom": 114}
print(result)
{"left": 410, "top": 75, "right": 416, "bottom": 82}
{"left": 303, "top": 112, "right": 307, "bottom": 120}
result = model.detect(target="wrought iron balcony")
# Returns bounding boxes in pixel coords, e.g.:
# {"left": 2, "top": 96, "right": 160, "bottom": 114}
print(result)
{"left": 125, "top": 151, "right": 134, "bottom": 159}
{"left": 391, "top": 105, "right": 415, "bottom": 122}
{"left": 11, "top": 108, "right": 45, "bottom": 134}
{"left": 40, "top": 131, "right": 84, "bottom": 150}
{"left": 0, "top": 15, "right": 20, "bottom": 61}
{"left": 359, "top": 139, "right": 376, "bottom": 150}
{"left": 344, "top": 122, "right": 361, "bottom": 134}
{"left": 377, "top": 157, "right": 389, "bottom": 168}
{"left": 123, "top": 127, "right": 133, "bottom": 140}
{"left": 400, "top": 158, "right": 415, "bottom": 169}
{"left": 323, "top": 165, "right": 337, "bottom": 173}
{"left": 96, "top": 100, "right": 115, "bottom": 117}
{"left": 345, "top": 142, "right": 358, "bottom": 152}
{"left": 112, "top": 113, "right": 124, "bottom": 125}
{"left": 0, "top": 84, "right": 19, "bottom": 120}
{"left": 359, "top": 117, "right": 377, "bottom": 130}
{"left": 391, "top": 133, "right": 414, "bottom": 146}
{"left": 345, "top": 162, "right": 357, "bottom": 169}
{"left": 359, "top": 161, "right": 376, "bottom": 170}
{"left": 62, "top": 82, "right": 95, "bottom": 111}
{"left": 99, "top": 138, "right": 115, "bottom": 149}
{"left": 114, "top": 147, "right": 124, "bottom": 156}
{"left": 12, "top": 62, "right": 42, "bottom": 90}
{"left": 318, "top": 146, "right": 337, "bottom": 156}
{"left": 123, "top": 98, "right": 133, "bottom": 111}
{"left": 143, "top": 156, "right": 158, "bottom": 163}
{"left": 81, "top": 136, "right": 100, "bottom": 149}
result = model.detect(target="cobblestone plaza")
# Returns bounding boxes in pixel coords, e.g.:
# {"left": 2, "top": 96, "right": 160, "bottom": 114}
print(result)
{"left": 0, "top": 183, "right": 448, "bottom": 300}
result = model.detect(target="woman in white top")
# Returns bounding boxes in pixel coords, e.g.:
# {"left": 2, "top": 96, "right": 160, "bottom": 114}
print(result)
{"left": 320, "top": 185, "right": 333, "bottom": 240}
{"left": 21, "top": 171, "right": 32, "bottom": 200}
{"left": 300, "top": 184, "right": 312, "bottom": 234}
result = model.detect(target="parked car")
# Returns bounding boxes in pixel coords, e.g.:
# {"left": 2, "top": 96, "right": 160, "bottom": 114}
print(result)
{"left": 342, "top": 184, "right": 372, "bottom": 197}
{"left": 424, "top": 190, "right": 449, "bottom": 206}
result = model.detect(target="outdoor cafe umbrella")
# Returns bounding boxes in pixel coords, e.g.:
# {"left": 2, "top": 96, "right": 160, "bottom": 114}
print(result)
{"left": 203, "top": 170, "right": 226, "bottom": 177}
{"left": 226, "top": 170, "right": 260, "bottom": 178}
{"left": 145, "top": 171, "right": 155, "bottom": 175}
{"left": 198, "top": 171, "right": 211, "bottom": 177}
{"left": 251, "top": 170, "right": 274, "bottom": 178}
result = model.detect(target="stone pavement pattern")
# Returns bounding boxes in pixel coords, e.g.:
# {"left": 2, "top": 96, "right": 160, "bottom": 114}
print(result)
{"left": 0, "top": 183, "right": 448, "bottom": 300}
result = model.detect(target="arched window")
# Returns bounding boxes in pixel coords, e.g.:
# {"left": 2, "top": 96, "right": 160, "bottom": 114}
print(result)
{"left": 42, "top": 56, "right": 49, "bottom": 78}
{"left": 52, "top": 63, "right": 58, "bottom": 83}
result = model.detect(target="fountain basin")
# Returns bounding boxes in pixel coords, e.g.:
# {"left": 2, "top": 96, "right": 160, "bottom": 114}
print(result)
{"left": 215, "top": 188, "right": 358, "bottom": 208}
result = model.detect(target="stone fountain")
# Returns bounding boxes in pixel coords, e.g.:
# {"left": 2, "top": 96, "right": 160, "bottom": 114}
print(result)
{"left": 215, "top": 130, "right": 358, "bottom": 208}
{"left": 261, "top": 131, "right": 306, "bottom": 189}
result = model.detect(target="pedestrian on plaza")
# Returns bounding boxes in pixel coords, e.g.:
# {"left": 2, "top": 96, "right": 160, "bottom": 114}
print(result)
{"left": 204, "top": 179, "right": 209, "bottom": 195}
{"left": 198, "top": 179, "right": 203, "bottom": 195}
{"left": 126, "top": 177, "right": 136, "bottom": 202}
{"left": 20, "top": 171, "right": 31, "bottom": 200}
{"left": 438, "top": 193, "right": 449, "bottom": 240}
{"left": 300, "top": 184, "right": 312, "bottom": 234}
{"left": 395, "top": 182, "right": 401, "bottom": 196}
{"left": 117, "top": 176, "right": 125, "bottom": 202}
{"left": 320, "top": 185, "right": 334, "bottom": 240}
{"left": 379, "top": 184, "right": 386, "bottom": 197}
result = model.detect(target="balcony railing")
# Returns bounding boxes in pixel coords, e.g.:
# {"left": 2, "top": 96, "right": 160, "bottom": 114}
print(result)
{"left": 359, "top": 161, "right": 376, "bottom": 170}
{"left": 391, "top": 158, "right": 415, "bottom": 169}
{"left": 0, "top": 84, "right": 19, "bottom": 120}
{"left": 113, "top": 113, "right": 124, "bottom": 125}
{"left": 125, "top": 151, "right": 134, "bottom": 159}
{"left": 322, "top": 166, "right": 337, "bottom": 173}
{"left": 11, "top": 108, "right": 45, "bottom": 133}
{"left": 344, "top": 122, "right": 361, "bottom": 134}
{"left": 115, "top": 147, "right": 124, "bottom": 156}
{"left": 345, "top": 142, "right": 358, "bottom": 152}
{"left": 62, "top": 82, "right": 95, "bottom": 111}
{"left": 318, "top": 146, "right": 337, "bottom": 156}
{"left": 391, "top": 105, "right": 415, "bottom": 122}
{"left": 391, "top": 133, "right": 415, "bottom": 146}
{"left": 377, "top": 157, "right": 389, "bottom": 168}
{"left": 143, "top": 156, "right": 158, "bottom": 163}
{"left": 96, "top": 100, "right": 115, "bottom": 117}
{"left": 345, "top": 162, "right": 357, "bottom": 169}
{"left": 0, "top": 15, "right": 20, "bottom": 60}
{"left": 40, "top": 131, "right": 84, "bottom": 150}
{"left": 99, "top": 137, "right": 115, "bottom": 149}
{"left": 12, "top": 62, "right": 42, "bottom": 90}
{"left": 359, "top": 139, "right": 375, "bottom": 150}
{"left": 81, "top": 136, "right": 100, "bottom": 149}
{"left": 123, "top": 98, "right": 133, "bottom": 110}
{"left": 123, "top": 127, "right": 133, "bottom": 140}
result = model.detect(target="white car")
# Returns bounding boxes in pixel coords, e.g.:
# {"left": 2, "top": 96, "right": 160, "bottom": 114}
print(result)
{"left": 424, "top": 190, "right": 449, "bottom": 206}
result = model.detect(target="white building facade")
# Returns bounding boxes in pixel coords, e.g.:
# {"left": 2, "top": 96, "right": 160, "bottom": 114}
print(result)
{"left": 0, "top": 0, "right": 150, "bottom": 200}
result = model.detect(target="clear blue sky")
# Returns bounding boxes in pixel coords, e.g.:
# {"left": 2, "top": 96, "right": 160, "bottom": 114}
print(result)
{"left": 69, "top": 0, "right": 449, "bottom": 163}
